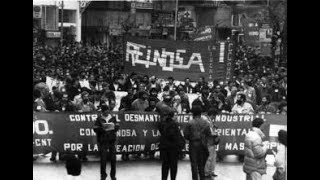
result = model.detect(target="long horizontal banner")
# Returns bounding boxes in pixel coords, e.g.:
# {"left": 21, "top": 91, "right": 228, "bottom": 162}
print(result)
{"left": 124, "top": 36, "right": 231, "bottom": 81}
{"left": 33, "top": 112, "right": 286, "bottom": 156}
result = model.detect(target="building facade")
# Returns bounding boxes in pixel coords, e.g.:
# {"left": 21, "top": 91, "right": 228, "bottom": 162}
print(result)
{"left": 33, "top": 0, "right": 82, "bottom": 45}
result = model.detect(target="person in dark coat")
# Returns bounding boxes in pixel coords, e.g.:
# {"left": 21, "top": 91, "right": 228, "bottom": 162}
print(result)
{"left": 158, "top": 106, "right": 183, "bottom": 180}
{"left": 192, "top": 89, "right": 211, "bottom": 113}
{"left": 109, "top": 76, "right": 125, "bottom": 91}
{"left": 93, "top": 109, "right": 120, "bottom": 180}
{"left": 194, "top": 77, "right": 208, "bottom": 93}
{"left": 183, "top": 77, "right": 194, "bottom": 94}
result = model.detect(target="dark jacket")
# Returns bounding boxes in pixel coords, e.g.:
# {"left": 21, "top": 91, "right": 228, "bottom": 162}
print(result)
{"left": 194, "top": 83, "right": 208, "bottom": 93}
{"left": 119, "top": 94, "right": 134, "bottom": 111}
{"left": 183, "top": 83, "right": 194, "bottom": 94}
{"left": 192, "top": 98, "right": 211, "bottom": 113}
{"left": 93, "top": 113, "right": 120, "bottom": 144}
{"left": 184, "top": 116, "right": 211, "bottom": 145}
{"left": 109, "top": 83, "right": 125, "bottom": 91}
{"left": 158, "top": 118, "right": 181, "bottom": 150}
{"left": 181, "top": 98, "right": 191, "bottom": 114}
{"left": 55, "top": 101, "right": 76, "bottom": 112}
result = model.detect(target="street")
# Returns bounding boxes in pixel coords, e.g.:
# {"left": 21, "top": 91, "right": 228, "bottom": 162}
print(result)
{"left": 33, "top": 154, "right": 276, "bottom": 180}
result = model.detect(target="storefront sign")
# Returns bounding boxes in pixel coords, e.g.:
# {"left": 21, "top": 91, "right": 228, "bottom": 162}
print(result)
{"left": 33, "top": 5, "right": 42, "bottom": 19}
{"left": 131, "top": 2, "right": 153, "bottom": 10}
{"left": 46, "top": 31, "right": 61, "bottom": 38}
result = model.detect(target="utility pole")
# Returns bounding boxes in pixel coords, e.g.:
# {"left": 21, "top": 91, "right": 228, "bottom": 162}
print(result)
{"left": 60, "top": 0, "right": 64, "bottom": 45}
{"left": 174, "top": 0, "right": 178, "bottom": 40}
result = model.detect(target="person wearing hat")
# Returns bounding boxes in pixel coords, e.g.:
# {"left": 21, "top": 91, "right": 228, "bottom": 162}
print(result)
{"left": 158, "top": 106, "right": 184, "bottom": 180}
{"left": 243, "top": 118, "right": 269, "bottom": 180}
{"left": 93, "top": 109, "right": 120, "bottom": 180}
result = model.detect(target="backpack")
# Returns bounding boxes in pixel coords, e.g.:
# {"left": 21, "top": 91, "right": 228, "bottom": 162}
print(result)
{"left": 64, "top": 154, "right": 82, "bottom": 176}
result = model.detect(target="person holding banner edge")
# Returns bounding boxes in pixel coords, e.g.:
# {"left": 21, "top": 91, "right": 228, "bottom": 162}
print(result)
{"left": 93, "top": 107, "right": 120, "bottom": 180}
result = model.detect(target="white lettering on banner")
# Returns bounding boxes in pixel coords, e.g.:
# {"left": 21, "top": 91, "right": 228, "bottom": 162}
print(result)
{"left": 126, "top": 41, "right": 205, "bottom": 72}
{"left": 150, "top": 143, "right": 160, "bottom": 150}
{"left": 225, "top": 43, "right": 233, "bottom": 80}
{"left": 225, "top": 143, "right": 244, "bottom": 150}
{"left": 216, "top": 128, "right": 249, "bottom": 136}
{"left": 176, "top": 115, "right": 191, "bottom": 123}
{"left": 116, "top": 129, "right": 137, "bottom": 137}
{"left": 215, "top": 115, "right": 259, "bottom": 122}
{"left": 219, "top": 42, "right": 225, "bottom": 63}
{"left": 125, "top": 113, "right": 160, "bottom": 122}
{"left": 80, "top": 128, "right": 96, "bottom": 136}
{"left": 64, "top": 143, "right": 83, "bottom": 151}
{"left": 88, "top": 144, "right": 99, "bottom": 152}
{"left": 33, "top": 120, "right": 53, "bottom": 135}
{"left": 152, "top": 130, "right": 161, "bottom": 137}
{"left": 194, "top": 35, "right": 212, "bottom": 41}
{"left": 143, "top": 129, "right": 148, "bottom": 136}
{"left": 116, "top": 144, "right": 145, "bottom": 152}
{"left": 266, "top": 142, "right": 278, "bottom": 150}
{"left": 69, "top": 114, "right": 98, "bottom": 122}
{"left": 33, "top": 139, "right": 52, "bottom": 147}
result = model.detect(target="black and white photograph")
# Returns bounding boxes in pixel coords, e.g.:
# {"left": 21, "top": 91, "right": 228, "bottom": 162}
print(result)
{"left": 33, "top": 0, "right": 287, "bottom": 180}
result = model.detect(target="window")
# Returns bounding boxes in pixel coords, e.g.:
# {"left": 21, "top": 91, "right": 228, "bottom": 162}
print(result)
{"left": 231, "top": 13, "right": 243, "bottom": 27}
{"left": 58, "top": 10, "right": 76, "bottom": 23}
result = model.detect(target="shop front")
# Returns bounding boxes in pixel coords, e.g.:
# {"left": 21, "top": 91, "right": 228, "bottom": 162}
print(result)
{"left": 45, "top": 31, "right": 61, "bottom": 47}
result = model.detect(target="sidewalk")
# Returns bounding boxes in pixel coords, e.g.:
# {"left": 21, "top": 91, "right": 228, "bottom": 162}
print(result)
{"left": 33, "top": 154, "right": 276, "bottom": 180}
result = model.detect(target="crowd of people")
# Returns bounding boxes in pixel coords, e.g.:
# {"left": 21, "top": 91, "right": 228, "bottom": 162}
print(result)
{"left": 33, "top": 41, "right": 287, "bottom": 116}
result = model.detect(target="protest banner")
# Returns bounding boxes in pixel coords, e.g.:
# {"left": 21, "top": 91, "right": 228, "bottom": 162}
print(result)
{"left": 123, "top": 37, "right": 232, "bottom": 81}
{"left": 33, "top": 112, "right": 286, "bottom": 156}
{"left": 192, "top": 26, "right": 215, "bottom": 42}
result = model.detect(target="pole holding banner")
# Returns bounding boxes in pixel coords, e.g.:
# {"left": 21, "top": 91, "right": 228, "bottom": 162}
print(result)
{"left": 174, "top": 0, "right": 178, "bottom": 41}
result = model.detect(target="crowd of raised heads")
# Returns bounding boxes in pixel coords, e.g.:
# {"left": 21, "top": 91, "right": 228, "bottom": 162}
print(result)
{"left": 33, "top": 41, "right": 287, "bottom": 115}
